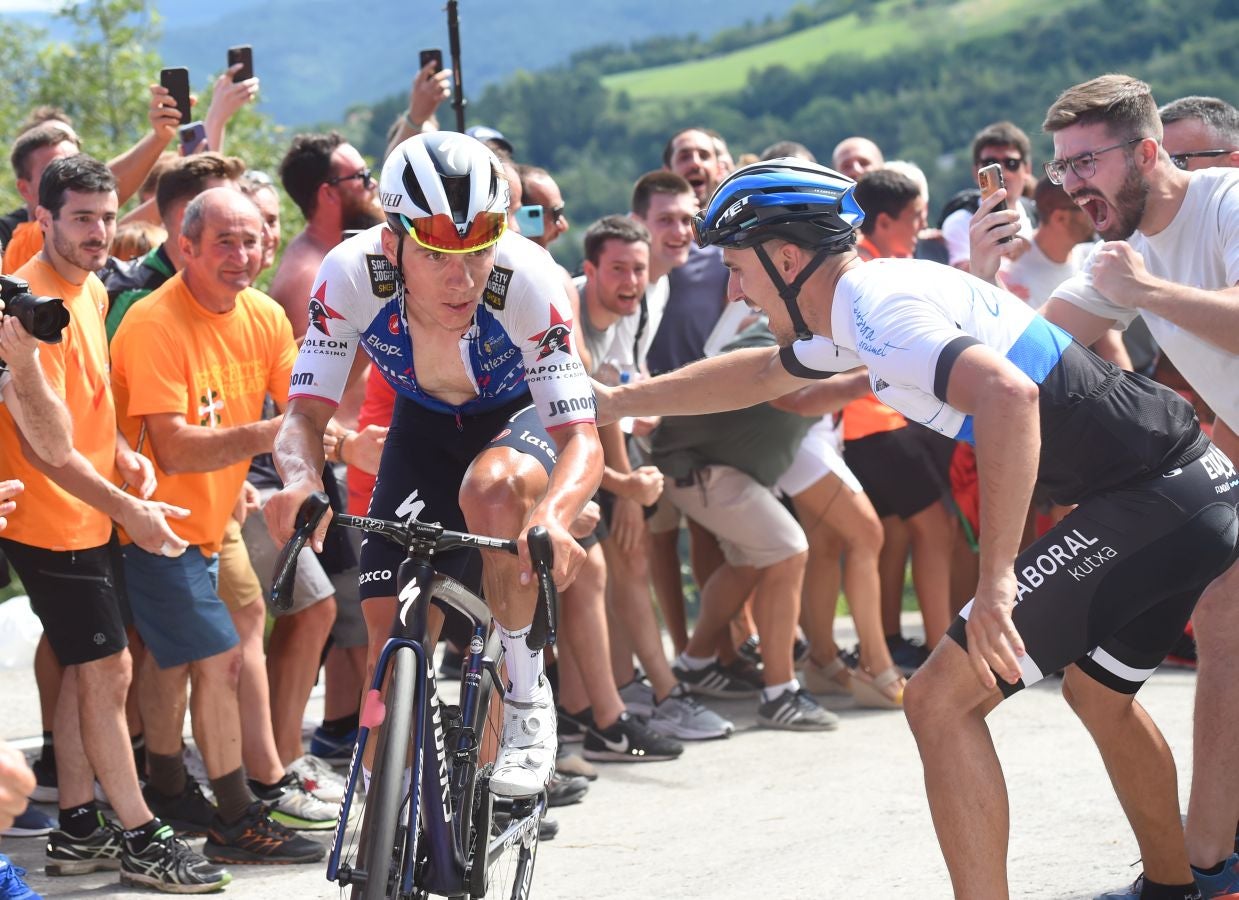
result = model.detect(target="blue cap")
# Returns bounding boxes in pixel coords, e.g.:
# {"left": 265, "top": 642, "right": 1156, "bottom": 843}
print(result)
{"left": 465, "top": 125, "right": 514, "bottom": 155}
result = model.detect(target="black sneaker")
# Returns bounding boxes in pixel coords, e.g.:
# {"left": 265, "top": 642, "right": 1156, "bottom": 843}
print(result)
{"left": 142, "top": 780, "right": 217, "bottom": 837}
{"left": 557, "top": 706, "right": 593, "bottom": 744}
{"left": 46, "top": 818, "right": 124, "bottom": 876}
{"left": 736, "top": 634, "right": 762, "bottom": 668}
{"left": 546, "top": 772, "right": 589, "bottom": 808}
{"left": 120, "top": 824, "right": 231, "bottom": 893}
{"left": 203, "top": 803, "right": 325, "bottom": 865}
{"left": 886, "top": 635, "right": 929, "bottom": 675}
{"left": 757, "top": 688, "right": 840, "bottom": 732}
{"left": 672, "top": 660, "right": 760, "bottom": 699}
{"left": 30, "top": 755, "right": 57, "bottom": 803}
{"left": 583, "top": 712, "right": 683, "bottom": 762}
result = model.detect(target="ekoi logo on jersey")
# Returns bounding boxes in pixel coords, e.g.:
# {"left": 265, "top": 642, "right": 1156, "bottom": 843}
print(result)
{"left": 528, "top": 307, "right": 574, "bottom": 360}
{"left": 308, "top": 283, "right": 345, "bottom": 336}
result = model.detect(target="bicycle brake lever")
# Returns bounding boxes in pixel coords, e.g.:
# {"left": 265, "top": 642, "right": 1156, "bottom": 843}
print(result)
{"left": 525, "top": 526, "right": 557, "bottom": 651}
{"left": 270, "top": 491, "right": 331, "bottom": 611}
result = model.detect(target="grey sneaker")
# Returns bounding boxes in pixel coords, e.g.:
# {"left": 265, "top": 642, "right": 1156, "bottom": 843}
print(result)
{"left": 649, "top": 684, "right": 734, "bottom": 740}
{"left": 672, "top": 660, "right": 761, "bottom": 699}
{"left": 46, "top": 817, "right": 124, "bottom": 876}
{"left": 757, "top": 688, "right": 840, "bottom": 732}
{"left": 618, "top": 677, "right": 656, "bottom": 718}
{"left": 120, "top": 824, "right": 231, "bottom": 893}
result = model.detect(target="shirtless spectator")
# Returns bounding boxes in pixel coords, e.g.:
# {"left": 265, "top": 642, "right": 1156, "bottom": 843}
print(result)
{"left": 270, "top": 132, "right": 385, "bottom": 767}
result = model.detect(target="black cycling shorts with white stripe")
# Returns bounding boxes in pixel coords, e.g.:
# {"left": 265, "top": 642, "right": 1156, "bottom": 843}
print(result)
{"left": 948, "top": 441, "right": 1239, "bottom": 696}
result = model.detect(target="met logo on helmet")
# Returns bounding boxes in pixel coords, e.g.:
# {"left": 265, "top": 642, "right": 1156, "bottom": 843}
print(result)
{"left": 380, "top": 192, "right": 403, "bottom": 208}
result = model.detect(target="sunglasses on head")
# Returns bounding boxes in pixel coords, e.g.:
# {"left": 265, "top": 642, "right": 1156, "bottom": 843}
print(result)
{"left": 978, "top": 156, "right": 1025, "bottom": 173}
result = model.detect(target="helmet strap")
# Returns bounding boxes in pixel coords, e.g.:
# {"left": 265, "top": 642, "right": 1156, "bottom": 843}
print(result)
{"left": 752, "top": 242, "right": 828, "bottom": 342}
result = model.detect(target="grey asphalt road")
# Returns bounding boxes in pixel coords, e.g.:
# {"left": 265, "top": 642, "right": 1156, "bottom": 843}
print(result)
{"left": 0, "top": 618, "right": 1199, "bottom": 899}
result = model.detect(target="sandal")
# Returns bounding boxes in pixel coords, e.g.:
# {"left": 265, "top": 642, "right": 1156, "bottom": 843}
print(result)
{"left": 802, "top": 654, "right": 853, "bottom": 696}
{"left": 850, "top": 666, "right": 905, "bottom": 710}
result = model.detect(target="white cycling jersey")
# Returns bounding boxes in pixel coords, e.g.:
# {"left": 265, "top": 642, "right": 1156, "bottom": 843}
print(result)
{"left": 288, "top": 226, "right": 595, "bottom": 429}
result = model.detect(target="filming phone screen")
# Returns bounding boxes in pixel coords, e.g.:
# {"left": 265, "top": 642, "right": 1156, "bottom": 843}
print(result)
{"left": 160, "top": 67, "right": 192, "bottom": 122}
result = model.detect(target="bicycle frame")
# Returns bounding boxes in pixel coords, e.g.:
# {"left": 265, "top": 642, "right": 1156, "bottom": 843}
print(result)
{"left": 271, "top": 496, "right": 555, "bottom": 898}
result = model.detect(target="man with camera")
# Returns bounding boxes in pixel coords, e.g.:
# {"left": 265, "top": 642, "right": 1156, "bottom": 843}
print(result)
{"left": 0, "top": 154, "right": 228, "bottom": 892}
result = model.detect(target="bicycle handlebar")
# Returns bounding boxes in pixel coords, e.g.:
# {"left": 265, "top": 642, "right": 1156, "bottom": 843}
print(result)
{"left": 269, "top": 492, "right": 557, "bottom": 649}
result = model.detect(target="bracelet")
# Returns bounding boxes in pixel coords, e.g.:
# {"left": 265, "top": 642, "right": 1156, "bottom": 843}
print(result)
{"left": 404, "top": 112, "right": 420, "bottom": 130}
{"left": 335, "top": 430, "right": 355, "bottom": 464}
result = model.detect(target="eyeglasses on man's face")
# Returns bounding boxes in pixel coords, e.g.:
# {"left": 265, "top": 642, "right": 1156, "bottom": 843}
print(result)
{"left": 1044, "top": 138, "right": 1145, "bottom": 185}
{"left": 978, "top": 156, "right": 1024, "bottom": 173}
{"left": 328, "top": 167, "right": 374, "bottom": 188}
{"left": 1170, "top": 149, "right": 1234, "bottom": 170}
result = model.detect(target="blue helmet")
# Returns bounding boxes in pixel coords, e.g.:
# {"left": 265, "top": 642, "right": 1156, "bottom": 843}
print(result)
{"left": 693, "top": 158, "right": 865, "bottom": 251}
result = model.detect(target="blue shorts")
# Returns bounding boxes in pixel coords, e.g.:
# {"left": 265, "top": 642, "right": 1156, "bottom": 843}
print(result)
{"left": 122, "top": 544, "right": 238, "bottom": 668}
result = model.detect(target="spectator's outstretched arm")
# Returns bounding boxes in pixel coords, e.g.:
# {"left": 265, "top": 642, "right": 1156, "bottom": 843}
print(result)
{"left": 143, "top": 410, "right": 280, "bottom": 475}
{"left": 0, "top": 317, "right": 72, "bottom": 466}
{"left": 204, "top": 65, "right": 259, "bottom": 153}
{"left": 385, "top": 61, "right": 452, "bottom": 158}
{"left": 16, "top": 434, "right": 189, "bottom": 556}
{"left": 108, "top": 84, "right": 182, "bottom": 204}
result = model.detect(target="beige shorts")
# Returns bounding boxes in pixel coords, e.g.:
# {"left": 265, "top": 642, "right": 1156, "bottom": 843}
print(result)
{"left": 662, "top": 465, "right": 807, "bottom": 569}
{"left": 217, "top": 517, "right": 262, "bottom": 612}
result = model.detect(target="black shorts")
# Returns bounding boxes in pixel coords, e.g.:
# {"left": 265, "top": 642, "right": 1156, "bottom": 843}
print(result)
{"left": 843, "top": 426, "right": 944, "bottom": 519}
{"left": 359, "top": 395, "right": 556, "bottom": 601}
{"left": 948, "top": 442, "right": 1239, "bottom": 696}
{"left": 0, "top": 534, "right": 129, "bottom": 666}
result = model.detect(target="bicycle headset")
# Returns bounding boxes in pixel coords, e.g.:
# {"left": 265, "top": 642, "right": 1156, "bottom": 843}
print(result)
{"left": 692, "top": 157, "right": 865, "bottom": 341}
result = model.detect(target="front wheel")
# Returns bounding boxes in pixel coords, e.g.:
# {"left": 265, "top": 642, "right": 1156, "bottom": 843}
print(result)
{"left": 357, "top": 645, "right": 419, "bottom": 900}
{"left": 465, "top": 631, "right": 542, "bottom": 899}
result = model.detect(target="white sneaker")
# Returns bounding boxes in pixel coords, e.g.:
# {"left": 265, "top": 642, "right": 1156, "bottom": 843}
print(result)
{"left": 255, "top": 775, "right": 341, "bottom": 831}
{"left": 649, "top": 684, "right": 735, "bottom": 740}
{"left": 490, "top": 678, "right": 557, "bottom": 799}
{"left": 618, "top": 676, "right": 656, "bottom": 718}
{"left": 288, "top": 754, "right": 349, "bottom": 804}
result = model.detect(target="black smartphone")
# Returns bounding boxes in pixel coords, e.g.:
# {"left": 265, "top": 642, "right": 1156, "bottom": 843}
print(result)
{"left": 419, "top": 48, "right": 443, "bottom": 73}
{"left": 227, "top": 45, "right": 253, "bottom": 82}
{"left": 977, "top": 162, "right": 1012, "bottom": 244}
{"left": 179, "top": 122, "right": 208, "bottom": 154}
{"left": 160, "top": 67, "right": 192, "bottom": 122}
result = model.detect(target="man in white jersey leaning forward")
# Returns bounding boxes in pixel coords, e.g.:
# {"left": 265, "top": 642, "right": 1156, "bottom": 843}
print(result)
{"left": 265, "top": 133, "right": 603, "bottom": 798}
{"left": 593, "top": 157, "right": 1239, "bottom": 899}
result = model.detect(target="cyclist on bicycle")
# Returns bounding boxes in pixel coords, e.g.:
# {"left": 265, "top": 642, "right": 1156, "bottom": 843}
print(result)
{"left": 265, "top": 133, "right": 603, "bottom": 799}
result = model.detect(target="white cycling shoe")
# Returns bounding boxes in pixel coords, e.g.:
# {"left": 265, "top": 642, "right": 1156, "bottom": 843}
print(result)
{"left": 490, "top": 677, "right": 557, "bottom": 799}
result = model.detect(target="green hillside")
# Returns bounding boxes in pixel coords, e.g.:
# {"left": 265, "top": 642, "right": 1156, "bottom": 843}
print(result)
{"left": 603, "top": 0, "right": 1089, "bottom": 101}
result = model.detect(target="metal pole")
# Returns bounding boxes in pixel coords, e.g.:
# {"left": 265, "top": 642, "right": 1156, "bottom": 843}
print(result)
{"left": 447, "top": 0, "right": 466, "bottom": 132}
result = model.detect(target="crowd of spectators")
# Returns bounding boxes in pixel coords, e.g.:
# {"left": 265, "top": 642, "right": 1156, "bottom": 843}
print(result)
{"left": 0, "top": 52, "right": 1236, "bottom": 898}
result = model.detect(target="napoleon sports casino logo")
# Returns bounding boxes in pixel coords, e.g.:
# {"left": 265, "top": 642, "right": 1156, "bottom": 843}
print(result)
{"left": 308, "top": 282, "right": 346, "bottom": 336}
{"left": 528, "top": 307, "right": 573, "bottom": 360}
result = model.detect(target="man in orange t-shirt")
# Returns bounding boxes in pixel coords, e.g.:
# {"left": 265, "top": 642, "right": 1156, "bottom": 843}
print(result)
{"left": 0, "top": 155, "right": 226, "bottom": 890}
{"left": 109, "top": 187, "right": 319, "bottom": 866}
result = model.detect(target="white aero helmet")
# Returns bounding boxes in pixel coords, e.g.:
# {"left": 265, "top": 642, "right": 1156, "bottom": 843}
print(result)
{"left": 379, "top": 132, "right": 510, "bottom": 253}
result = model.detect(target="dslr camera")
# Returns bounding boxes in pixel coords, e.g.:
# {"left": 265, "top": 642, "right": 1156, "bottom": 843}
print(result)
{"left": 0, "top": 274, "right": 70, "bottom": 344}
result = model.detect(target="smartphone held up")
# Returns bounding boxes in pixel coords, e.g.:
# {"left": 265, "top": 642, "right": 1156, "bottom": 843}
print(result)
{"left": 977, "top": 162, "right": 1013, "bottom": 244}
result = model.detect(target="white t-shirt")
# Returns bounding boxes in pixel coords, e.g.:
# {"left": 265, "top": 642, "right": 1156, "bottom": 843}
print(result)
{"left": 942, "top": 203, "right": 1034, "bottom": 268}
{"left": 571, "top": 273, "right": 668, "bottom": 381}
{"left": 1004, "top": 238, "right": 1094, "bottom": 310}
{"left": 1051, "top": 168, "right": 1239, "bottom": 428}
